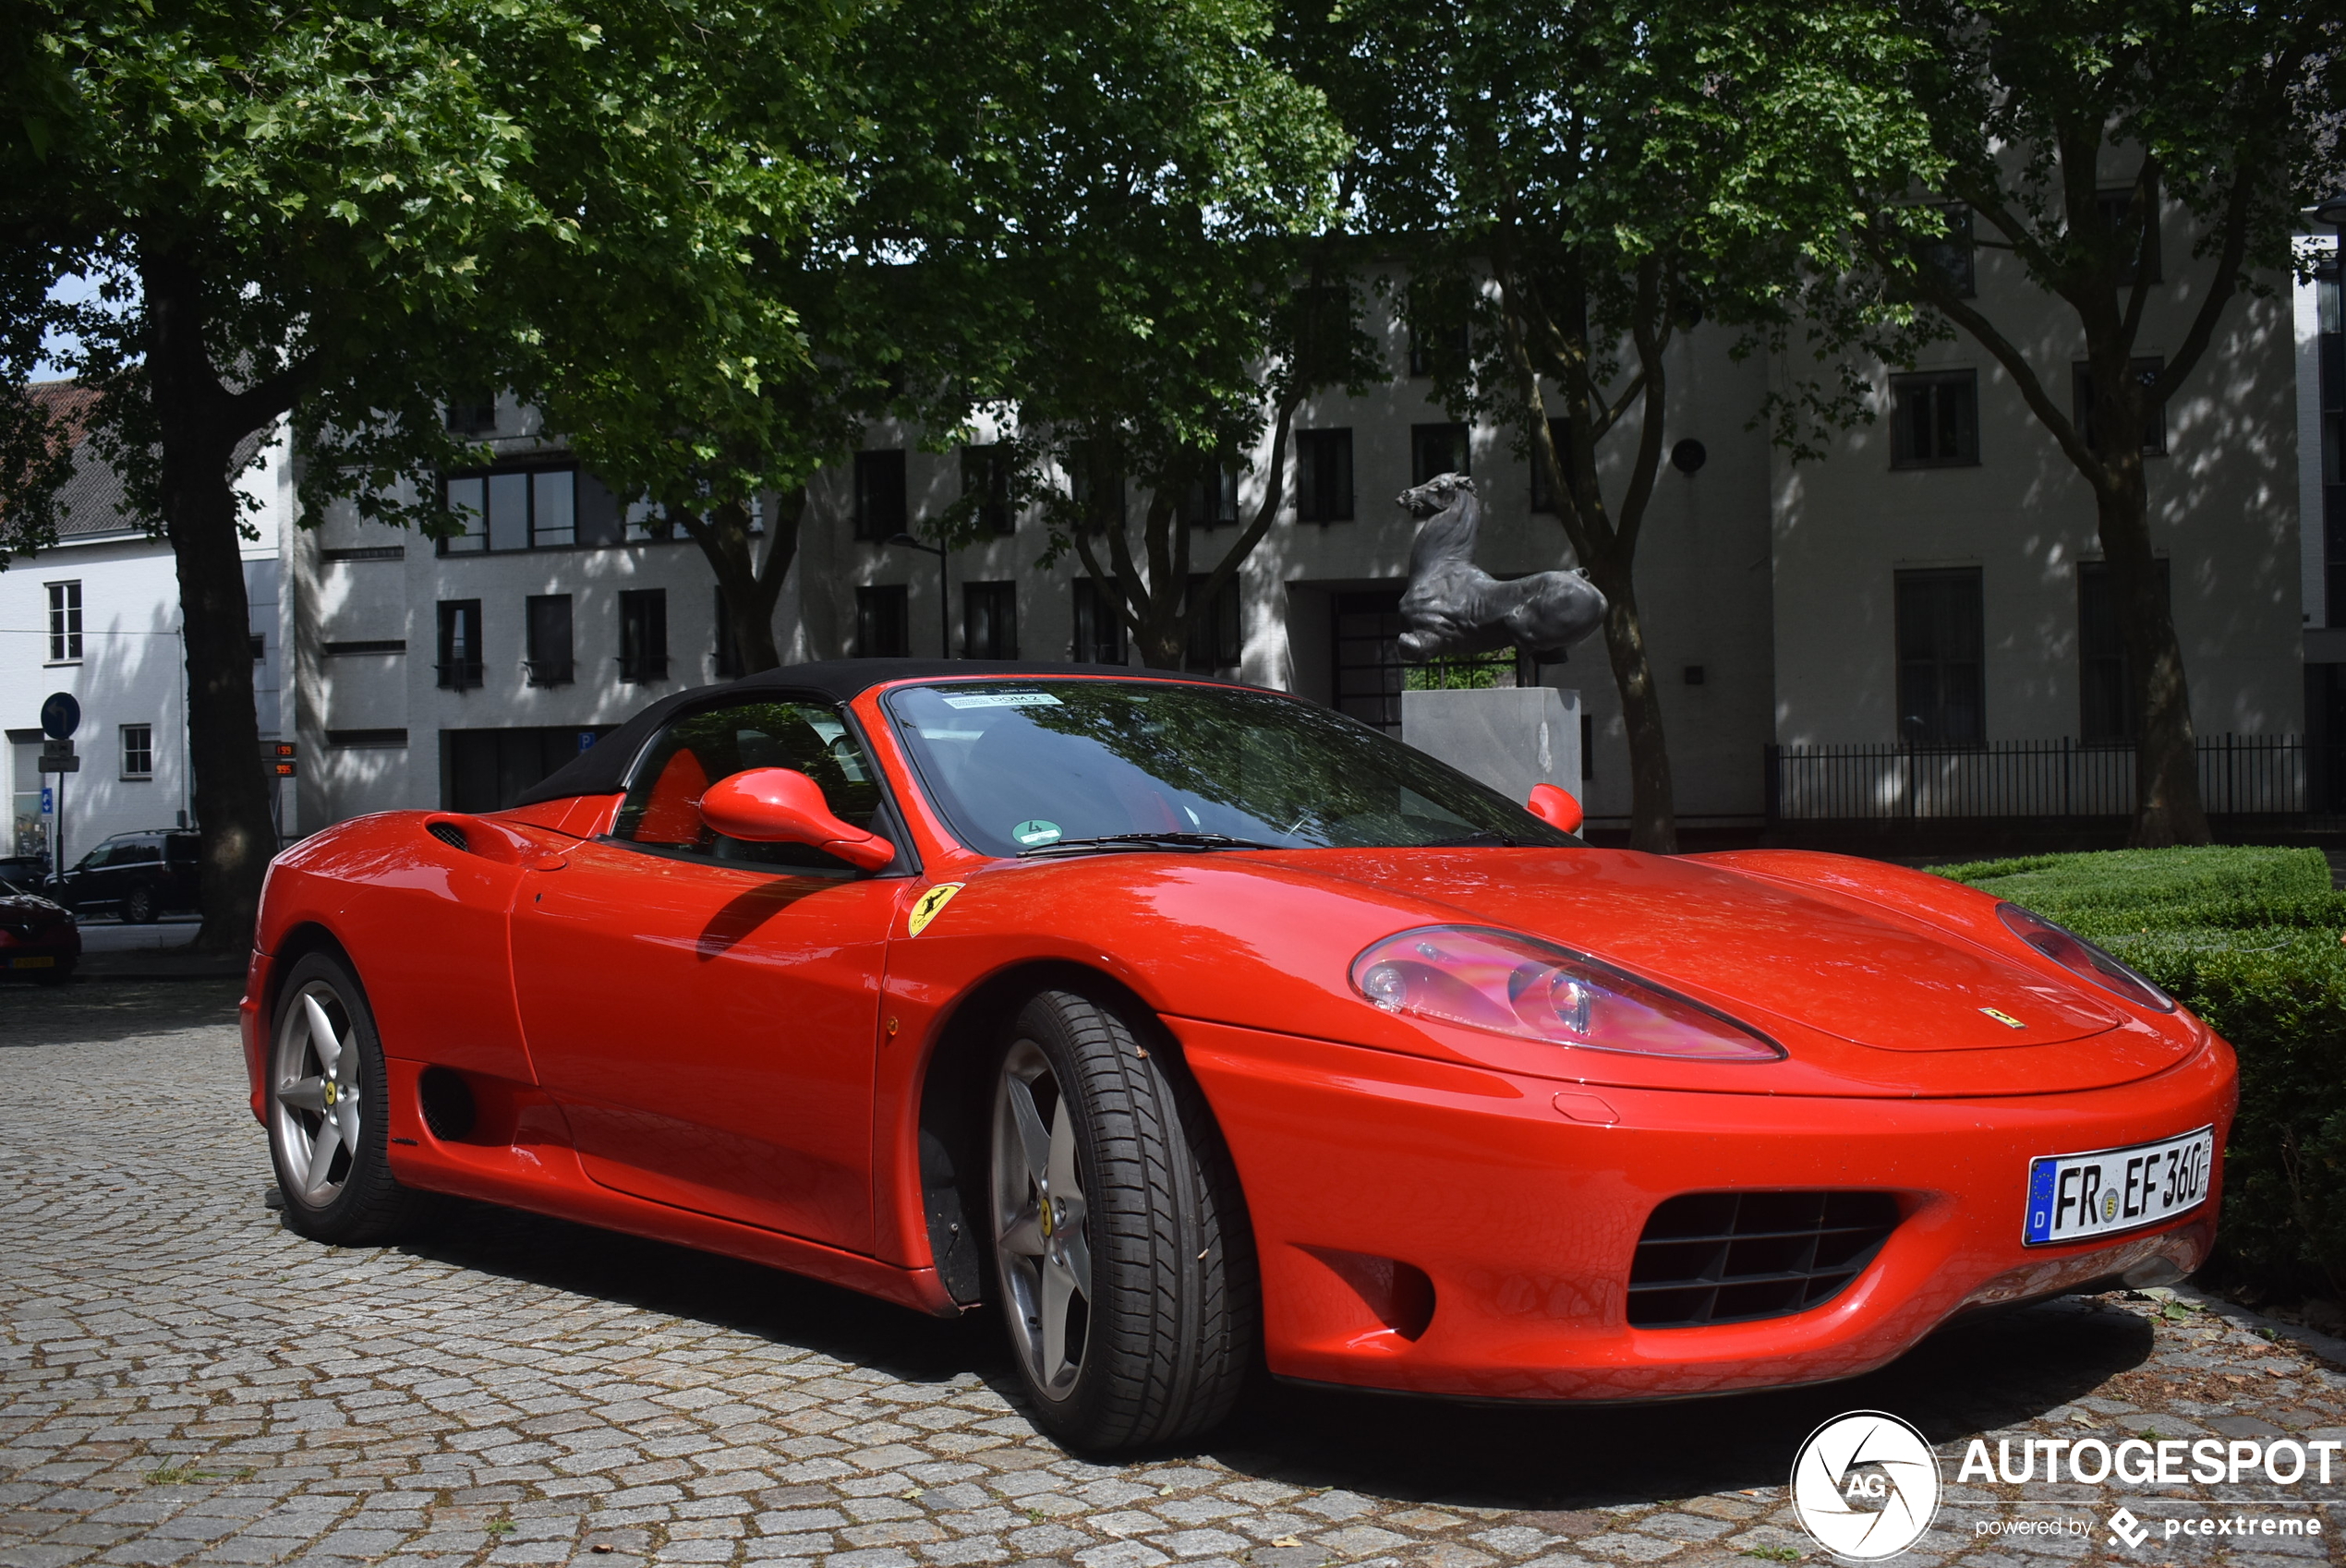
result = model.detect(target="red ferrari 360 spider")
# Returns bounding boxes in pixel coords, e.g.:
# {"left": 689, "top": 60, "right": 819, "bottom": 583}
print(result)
{"left": 240, "top": 661, "right": 2235, "bottom": 1450}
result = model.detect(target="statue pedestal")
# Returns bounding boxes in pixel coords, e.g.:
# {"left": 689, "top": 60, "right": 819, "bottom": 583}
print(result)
{"left": 1400, "top": 685, "right": 1582, "bottom": 809}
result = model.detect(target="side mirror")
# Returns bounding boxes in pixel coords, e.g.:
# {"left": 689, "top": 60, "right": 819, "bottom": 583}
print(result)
{"left": 697, "top": 768, "right": 897, "bottom": 872}
{"left": 1527, "top": 782, "right": 1583, "bottom": 835}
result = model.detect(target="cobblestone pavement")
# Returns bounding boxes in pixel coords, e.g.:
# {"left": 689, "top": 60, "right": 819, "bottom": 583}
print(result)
{"left": 5, "top": 985, "right": 2341, "bottom": 1568}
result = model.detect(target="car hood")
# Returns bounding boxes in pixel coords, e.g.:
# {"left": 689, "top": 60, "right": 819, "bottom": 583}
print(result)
{"left": 945, "top": 846, "right": 2198, "bottom": 1099}
{"left": 1276, "top": 846, "right": 2122, "bottom": 1053}
{"left": 0, "top": 892, "right": 67, "bottom": 918}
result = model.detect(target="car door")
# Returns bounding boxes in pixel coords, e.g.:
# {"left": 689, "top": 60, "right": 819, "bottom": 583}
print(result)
{"left": 509, "top": 695, "right": 904, "bottom": 1253}
{"left": 59, "top": 842, "right": 115, "bottom": 911}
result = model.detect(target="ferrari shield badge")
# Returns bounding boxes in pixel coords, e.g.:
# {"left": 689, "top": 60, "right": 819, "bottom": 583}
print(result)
{"left": 907, "top": 882, "right": 965, "bottom": 937}
{"left": 1978, "top": 1007, "right": 2026, "bottom": 1030}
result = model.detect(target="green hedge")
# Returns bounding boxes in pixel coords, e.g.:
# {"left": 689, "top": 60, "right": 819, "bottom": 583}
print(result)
{"left": 1938, "top": 846, "right": 2346, "bottom": 1299}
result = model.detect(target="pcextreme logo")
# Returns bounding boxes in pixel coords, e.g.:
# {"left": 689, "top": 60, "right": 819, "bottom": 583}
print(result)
{"left": 1791, "top": 1411, "right": 1942, "bottom": 1561}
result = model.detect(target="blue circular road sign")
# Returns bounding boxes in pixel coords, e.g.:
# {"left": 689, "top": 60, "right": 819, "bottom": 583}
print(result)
{"left": 41, "top": 692, "right": 79, "bottom": 741}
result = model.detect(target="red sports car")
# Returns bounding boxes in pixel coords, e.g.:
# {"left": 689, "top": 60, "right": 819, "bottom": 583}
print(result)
{"left": 240, "top": 661, "right": 2234, "bottom": 1450}
{"left": 2, "top": 876, "right": 80, "bottom": 983}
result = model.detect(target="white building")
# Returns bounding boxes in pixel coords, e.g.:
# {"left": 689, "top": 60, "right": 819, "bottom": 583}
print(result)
{"left": 1, "top": 385, "right": 290, "bottom": 872}
{"left": 15, "top": 214, "right": 2332, "bottom": 850}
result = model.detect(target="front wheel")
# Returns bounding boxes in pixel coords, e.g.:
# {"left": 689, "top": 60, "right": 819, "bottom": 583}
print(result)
{"left": 267, "top": 951, "right": 423, "bottom": 1245}
{"left": 988, "top": 990, "right": 1257, "bottom": 1451}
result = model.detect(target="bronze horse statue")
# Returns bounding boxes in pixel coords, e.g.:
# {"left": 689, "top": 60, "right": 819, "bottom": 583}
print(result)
{"left": 1396, "top": 473, "right": 1607, "bottom": 662}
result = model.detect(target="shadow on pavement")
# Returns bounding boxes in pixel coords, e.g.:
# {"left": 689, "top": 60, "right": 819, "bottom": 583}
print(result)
{"left": 399, "top": 1193, "right": 2154, "bottom": 1506}
{"left": 0, "top": 977, "right": 245, "bottom": 1047}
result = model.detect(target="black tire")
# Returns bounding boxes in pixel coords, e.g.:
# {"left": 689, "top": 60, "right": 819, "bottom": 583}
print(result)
{"left": 122, "top": 884, "right": 157, "bottom": 924}
{"left": 987, "top": 988, "right": 1259, "bottom": 1451}
{"left": 265, "top": 951, "right": 423, "bottom": 1245}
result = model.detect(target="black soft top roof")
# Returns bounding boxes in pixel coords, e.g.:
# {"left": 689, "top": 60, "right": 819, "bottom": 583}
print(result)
{"left": 512, "top": 658, "right": 1218, "bottom": 808}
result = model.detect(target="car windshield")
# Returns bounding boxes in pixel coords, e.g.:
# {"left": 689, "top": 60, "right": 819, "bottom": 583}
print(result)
{"left": 885, "top": 680, "right": 1578, "bottom": 859}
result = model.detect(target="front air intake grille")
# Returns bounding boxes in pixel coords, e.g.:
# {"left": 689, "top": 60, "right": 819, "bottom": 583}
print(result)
{"left": 1628, "top": 1190, "right": 1900, "bottom": 1328}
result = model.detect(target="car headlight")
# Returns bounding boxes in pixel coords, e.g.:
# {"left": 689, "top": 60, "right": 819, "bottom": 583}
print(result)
{"left": 1995, "top": 902, "right": 2176, "bottom": 1013}
{"left": 1348, "top": 925, "right": 1784, "bottom": 1061}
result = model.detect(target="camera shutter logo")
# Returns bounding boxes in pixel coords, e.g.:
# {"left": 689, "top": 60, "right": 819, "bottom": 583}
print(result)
{"left": 1791, "top": 1411, "right": 1941, "bottom": 1560}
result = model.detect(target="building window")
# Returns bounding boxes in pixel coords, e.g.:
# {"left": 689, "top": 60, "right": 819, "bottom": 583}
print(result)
{"left": 856, "top": 585, "right": 910, "bottom": 657}
{"left": 1411, "top": 423, "right": 1471, "bottom": 486}
{"left": 1295, "top": 428, "right": 1354, "bottom": 523}
{"left": 1068, "top": 442, "right": 1124, "bottom": 529}
{"left": 619, "top": 590, "right": 669, "bottom": 683}
{"left": 963, "top": 581, "right": 1019, "bottom": 661}
{"left": 1406, "top": 282, "right": 1472, "bottom": 379}
{"left": 1072, "top": 579, "right": 1127, "bottom": 665}
{"left": 45, "top": 581, "right": 81, "bottom": 662}
{"left": 525, "top": 594, "right": 574, "bottom": 686}
{"left": 442, "top": 464, "right": 583, "bottom": 552}
{"left": 119, "top": 724, "right": 152, "bottom": 781}
{"left": 1894, "top": 567, "right": 1985, "bottom": 748}
{"left": 441, "top": 726, "right": 615, "bottom": 813}
{"left": 962, "top": 444, "right": 1016, "bottom": 536}
{"left": 713, "top": 589, "right": 744, "bottom": 680}
{"left": 1529, "top": 418, "right": 1576, "bottom": 513}
{"left": 1889, "top": 370, "right": 1979, "bottom": 468}
{"left": 325, "top": 729, "right": 408, "bottom": 749}
{"left": 1185, "top": 462, "right": 1240, "bottom": 527}
{"left": 2078, "top": 559, "right": 2171, "bottom": 743}
{"left": 2096, "top": 187, "right": 2161, "bottom": 283}
{"left": 249, "top": 633, "right": 266, "bottom": 661}
{"left": 2072, "top": 357, "right": 2168, "bottom": 455}
{"left": 1918, "top": 205, "right": 1976, "bottom": 298}
{"left": 437, "top": 600, "right": 483, "bottom": 690}
{"left": 445, "top": 393, "right": 498, "bottom": 435}
{"left": 854, "top": 450, "right": 909, "bottom": 542}
{"left": 1184, "top": 575, "right": 1242, "bottom": 672}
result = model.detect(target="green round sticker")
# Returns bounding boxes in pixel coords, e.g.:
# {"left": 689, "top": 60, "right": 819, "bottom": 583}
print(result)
{"left": 1012, "top": 819, "right": 1062, "bottom": 846}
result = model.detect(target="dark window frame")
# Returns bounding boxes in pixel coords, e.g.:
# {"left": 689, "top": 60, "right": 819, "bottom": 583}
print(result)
{"left": 1893, "top": 567, "right": 1987, "bottom": 749}
{"left": 854, "top": 449, "right": 910, "bottom": 542}
{"left": 436, "top": 599, "right": 484, "bottom": 691}
{"left": 1294, "top": 428, "right": 1355, "bottom": 524}
{"left": 963, "top": 581, "right": 1020, "bottom": 661}
{"left": 1410, "top": 422, "right": 1471, "bottom": 487}
{"left": 1072, "top": 578, "right": 1128, "bottom": 666}
{"left": 439, "top": 461, "right": 597, "bottom": 555}
{"left": 119, "top": 723, "right": 153, "bottom": 781}
{"left": 961, "top": 444, "right": 1016, "bottom": 536}
{"left": 2095, "top": 186, "right": 2163, "bottom": 284}
{"left": 618, "top": 589, "right": 670, "bottom": 684}
{"left": 525, "top": 594, "right": 575, "bottom": 687}
{"left": 1889, "top": 370, "right": 1981, "bottom": 469}
{"left": 1529, "top": 418, "right": 1577, "bottom": 513}
{"left": 856, "top": 585, "right": 911, "bottom": 658}
{"left": 2078, "top": 558, "right": 2172, "bottom": 744}
{"left": 1183, "top": 575, "right": 1242, "bottom": 672}
{"left": 1918, "top": 204, "right": 1977, "bottom": 298}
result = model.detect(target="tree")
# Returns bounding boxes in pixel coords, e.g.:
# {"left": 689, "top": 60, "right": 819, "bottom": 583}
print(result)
{"left": 1299, "top": 0, "right": 1937, "bottom": 850}
{"left": 0, "top": 1, "right": 847, "bottom": 947}
{"left": 905, "top": 0, "right": 1360, "bottom": 670}
{"left": 1847, "top": 0, "right": 2345, "bottom": 847}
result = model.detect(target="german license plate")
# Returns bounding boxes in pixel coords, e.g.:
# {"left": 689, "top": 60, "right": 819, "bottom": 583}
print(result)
{"left": 8, "top": 955, "right": 54, "bottom": 969}
{"left": 2025, "top": 1127, "right": 2213, "bottom": 1245}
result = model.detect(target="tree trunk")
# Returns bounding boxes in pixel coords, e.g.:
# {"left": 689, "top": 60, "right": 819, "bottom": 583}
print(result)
{"left": 683, "top": 488, "right": 802, "bottom": 676}
{"left": 1586, "top": 556, "right": 1676, "bottom": 853}
{"left": 145, "top": 256, "right": 276, "bottom": 953}
{"left": 2096, "top": 475, "right": 2207, "bottom": 846}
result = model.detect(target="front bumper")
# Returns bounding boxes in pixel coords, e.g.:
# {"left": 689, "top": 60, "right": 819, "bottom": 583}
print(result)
{"left": 1175, "top": 1017, "right": 2235, "bottom": 1402}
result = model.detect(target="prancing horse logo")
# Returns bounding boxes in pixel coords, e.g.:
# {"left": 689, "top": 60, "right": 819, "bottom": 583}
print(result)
{"left": 907, "top": 882, "right": 965, "bottom": 937}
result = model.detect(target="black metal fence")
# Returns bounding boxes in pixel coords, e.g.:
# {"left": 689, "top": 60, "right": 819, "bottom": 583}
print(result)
{"left": 1765, "top": 735, "right": 2305, "bottom": 821}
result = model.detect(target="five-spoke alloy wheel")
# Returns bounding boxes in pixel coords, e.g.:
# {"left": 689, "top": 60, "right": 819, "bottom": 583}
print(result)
{"left": 268, "top": 951, "right": 420, "bottom": 1244}
{"left": 986, "top": 990, "right": 1258, "bottom": 1451}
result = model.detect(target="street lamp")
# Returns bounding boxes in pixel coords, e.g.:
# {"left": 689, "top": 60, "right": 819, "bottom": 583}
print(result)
{"left": 887, "top": 532, "right": 951, "bottom": 657}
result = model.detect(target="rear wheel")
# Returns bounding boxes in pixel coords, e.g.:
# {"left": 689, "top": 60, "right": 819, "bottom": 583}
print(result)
{"left": 122, "top": 884, "right": 157, "bottom": 923}
{"left": 988, "top": 989, "right": 1257, "bottom": 1451}
{"left": 267, "top": 952, "right": 423, "bottom": 1245}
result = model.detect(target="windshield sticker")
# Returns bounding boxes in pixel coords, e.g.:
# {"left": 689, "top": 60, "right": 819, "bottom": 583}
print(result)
{"left": 1012, "top": 819, "right": 1063, "bottom": 847}
{"left": 941, "top": 692, "right": 1063, "bottom": 709}
{"left": 906, "top": 882, "right": 965, "bottom": 937}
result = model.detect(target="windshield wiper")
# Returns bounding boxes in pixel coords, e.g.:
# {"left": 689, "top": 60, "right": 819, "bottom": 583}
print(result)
{"left": 1417, "top": 831, "right": 1520, "bottom": 847}
{"left": 1020, "top": 831, "right": 1281, "bottom": 858}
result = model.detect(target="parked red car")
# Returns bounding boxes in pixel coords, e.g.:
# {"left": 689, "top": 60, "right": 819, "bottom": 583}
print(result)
{"left": 1, "top": 878, "right": 80, "bottom": 983}
{"left": 239, "top": 661, "right": 2235, "bottom": 1451}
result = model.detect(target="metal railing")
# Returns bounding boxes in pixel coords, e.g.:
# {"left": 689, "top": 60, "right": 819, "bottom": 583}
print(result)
{"left": 1765, "top": 734, "right": 2306, "bottom": 821}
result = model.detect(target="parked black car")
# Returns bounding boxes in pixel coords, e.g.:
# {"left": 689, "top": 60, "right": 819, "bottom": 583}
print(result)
{"left": 45, "top": 830, "right": 201, "bottom": 922}
{"left": 0, "top": 850, "right": 48, "bottom": 887}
